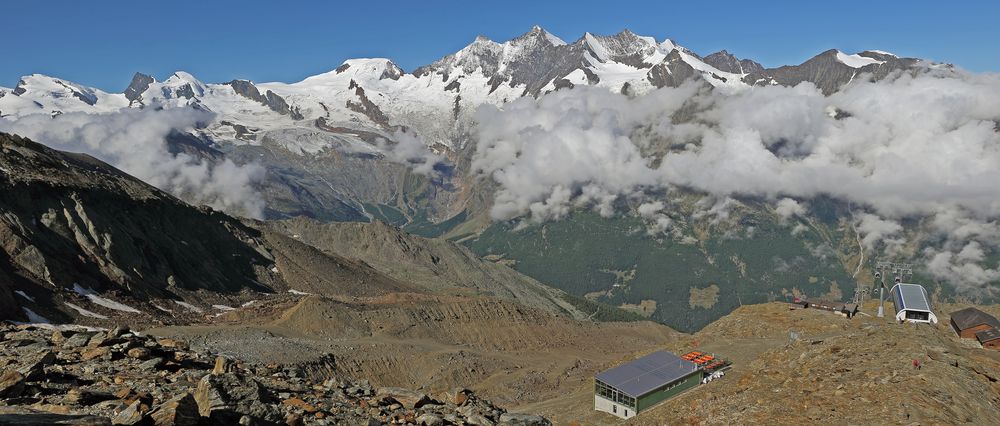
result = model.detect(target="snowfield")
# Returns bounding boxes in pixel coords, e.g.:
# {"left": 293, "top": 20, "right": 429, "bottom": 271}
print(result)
{"left": 836, "top": 50, "right": 885, "bottom": 68}
{"left": 175, "top": 301, "right": 204, "bottom": 313}
{"left": 21, "top": 307, "right": 50, "bottom": 324}
{"left": 73, "top": 283, "right": 141, "bottom": 314}
{"left": 65, "top": 302, "right": 108, "bottom": 319}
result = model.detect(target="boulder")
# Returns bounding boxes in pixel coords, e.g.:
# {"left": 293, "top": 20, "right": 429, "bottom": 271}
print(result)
{"left": 195, "top": 373, "right": 277, "bottom": 424}
{"left": 66, "top": 388, "right": 117, "bottom": 406}
{"left": 416, "top": 413, "right": 444, "bottom": 426}
{"left": 156, "top": 339, "right": 188, "bottom": 351}
{"left": 284, "top": 413, "right": 303, "bottom": 426}
{"left": 127, "top": 347, "right": 151, "bottom": 360}
{"left": 82, "top": 346, "right": 111, "bottom": 361}
{"left": 466, "top": 414, "right": 496, "bottom": 426}
{"left": 17, "top": 349, "right": 56, "bottom": 379}
{"left": 111, "top": 400, "right": 146, "bottom": 425}
{"left": 211, "top": 356, "right": 229, "bottom": 375}
{"left": 0, "top": 370, "right": 25, "bottom": 398}
{"left": 376, "top": 387, "right": 435, "bottom": 410}
{"left": 498, "top": 413, "right": 551, "bottom": 426}
{"left": 109, "top": 326, "right": 130, "bottom": 338}
{"left": 87, "top": 333, "right": 108, "bottom": 347}
{"left": 148, "top": 393, "right": 199, "bottom": 426}
{"left": 195, "top": 374, "right": 235, "bottom": 422}
{"left": 63, "top": 332, "right": 93, "bottom": 348}
{"left": 443, "top": 387, "right": 471, "bottom": 406}
{"left": 281, "top": 397, "right": 317, "bottom": 413}
{"left": 138, "top": 357, "right": 164, "bottom": 371}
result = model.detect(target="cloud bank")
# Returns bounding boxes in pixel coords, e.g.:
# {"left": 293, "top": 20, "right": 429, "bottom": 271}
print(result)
{"left": 472, "top": 69, "right": 1000, "bottom": 296}
{"left": 0, "top": 108, "right": 265, "bottom": 218}
{"left": 376, "top": 129, "right": 445, "bottom": 177}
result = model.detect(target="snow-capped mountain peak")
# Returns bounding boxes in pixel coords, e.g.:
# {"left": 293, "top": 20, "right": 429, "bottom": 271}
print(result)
{"left": 413, "top": 38, "right": 503, "bottom": 78}
{"left": 1, "top": 74, "right": 127, "bottom": 116}
{"left": 162, "top": 71, "right": 207, "bottom": 98}
{"left": 0, "top": 26, "right": 928, "bottom": 155}
{"left": 522, "top": 25, "right": 566, "bottom": 46}
{"left": 580, "top": 29, "right": 660, "bottom": 67}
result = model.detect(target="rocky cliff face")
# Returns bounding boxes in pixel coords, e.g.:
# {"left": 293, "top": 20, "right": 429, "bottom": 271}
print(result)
{"left": 225, "top": 79, "right": 303, "bottom": 119}
{"left": 0, "top": 133, "right": 434, "bottom": 324}
{"left": 0, "top": 133, "right": 279, "bottom": 322}
{"left": 703, "top": 50, "right": 764, "bottom": 74}
{"left": 0, "top": 132, "right": 600, "bottom": 330}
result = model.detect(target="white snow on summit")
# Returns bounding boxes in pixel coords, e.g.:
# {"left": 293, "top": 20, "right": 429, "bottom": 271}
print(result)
{"left": 836, "top": 51, "right": 885, "bottom": 68}
{"left": 867, "top": 49, "right": 897, "bottom": 57}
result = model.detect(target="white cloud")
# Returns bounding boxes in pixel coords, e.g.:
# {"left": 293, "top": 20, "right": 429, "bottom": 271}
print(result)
{"left": 925, "top": 247, "right": 1000, "bottom": 297}
{"left": 0, "top": 108, "right": 265, "bottom": 218}
{"left": 856, "top": 213, "right": 904, "bottom": 251}
{"left": 775, "top": 198, "right": 806, "bottom": 222}
{"left": 636, "top": 201, "right": 672, "bottom": 234}
{"left": 472, "top": 83, "right": 702, "bottom": 221}
{"left": 475, "top": 70, "right": 1000, "bottom": 222}
{"left": 471, "top": 68, "right": 1000, "bottom": 295}
{"left": 376, "top": 129, "right": 445, "bottom": 177}
{"left": 637, "top": 201, "right": 665, "bottom": 218}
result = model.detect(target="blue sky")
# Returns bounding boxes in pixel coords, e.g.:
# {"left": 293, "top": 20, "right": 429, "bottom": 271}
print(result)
{"left": 2, "top": 0, "right": 997, "bottom": 91}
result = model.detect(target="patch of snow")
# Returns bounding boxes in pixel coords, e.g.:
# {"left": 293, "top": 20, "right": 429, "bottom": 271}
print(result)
{"left": 288, "top": 289, "right": 311, "bottom": 295}
{"left": 175, "top": 301, "right": 204, "bottom": 313}
{"left": 544, "top": 31, "right": 566, "bottom": 46}
{"left": 675, "top": 49, "right": 749, "bottom": 91}
{"left": 21, "top": 307, "right": 50, "bottom": 323}
{"left": 835, "top": 51, "right": 885, "bottom": 68}
{"left": 153, "top": 304, "right": 173, "bottom": 313}
{"left": 271, "top": 266, "right": 279, "bottom": 273}
{"left": 583, "top": 33, "right": 609, "bottom": 61}
{"left": 72, "top": 283, "right": 141, "bottom": 313}
{"left": 14, "top": 290, "right": 35, "bottom": 302}
{"left": 868, "top": 49, "right": 897, "bottom": 57}
{"left": 12, "top": 321, "right": 103, "bottom": 332}
{"left": 65, "top": 302, "right": 108, "bottom": 319}
{"left": 212, "top": 304, "right": 236, "bottom": 311}
{"left": 241, "top": 300, "right": 256, "bottom": 307}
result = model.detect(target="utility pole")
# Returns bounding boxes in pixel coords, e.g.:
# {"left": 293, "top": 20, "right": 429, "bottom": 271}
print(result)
{"left": 873, "top": 261, "right": 913, "bottom": 318}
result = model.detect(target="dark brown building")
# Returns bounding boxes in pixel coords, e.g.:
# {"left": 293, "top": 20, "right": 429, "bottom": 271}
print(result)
{"left": 975, "top": 328, "right": 1000, "bottom": 350}
{"left": 950, "top": 307, "right": 1000, "bottom": 339}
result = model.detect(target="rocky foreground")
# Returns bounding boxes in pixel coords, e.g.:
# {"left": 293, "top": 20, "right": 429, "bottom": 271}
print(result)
{"left": 0, "top": 324, "right": 551, "bottom": 425}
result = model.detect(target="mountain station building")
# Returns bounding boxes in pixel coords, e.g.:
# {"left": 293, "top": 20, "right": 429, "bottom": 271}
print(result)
{"left": 950, "top": 307, "right": 1000, "bottom": 339}
{"left": 889, "top": 283, "right": 938, "bottom": 324}
{"left": 976, "top": 328, "right": 1000, "bottom": 350}
{"left": 594, "top": 350, "right": 703, "bottom": 419}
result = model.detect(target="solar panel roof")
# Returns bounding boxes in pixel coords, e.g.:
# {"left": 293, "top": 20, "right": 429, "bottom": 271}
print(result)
{"left": 595, "top": 350, "right": 699, "bottom": 397}
{"left": 891, "top": 283, "right": 931, "bottom": 312}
